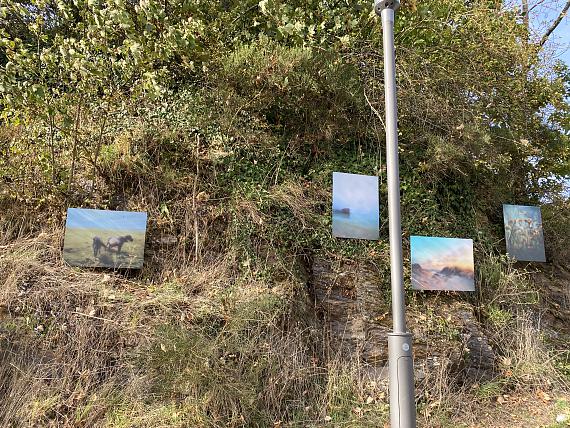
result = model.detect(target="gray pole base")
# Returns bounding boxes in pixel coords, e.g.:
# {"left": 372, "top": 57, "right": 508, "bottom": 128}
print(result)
{"left": 388, "top": 333, "right": 416, "bottom": 428}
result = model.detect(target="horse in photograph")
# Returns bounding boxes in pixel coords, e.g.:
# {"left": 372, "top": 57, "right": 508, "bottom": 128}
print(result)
{"left": 92, "top": 236, "right": 106, "bottom": 257}
{"left": 92, "top": 235, "right": 134, "bottom": 259}
{"left": 107, "top": 235, "right": 133, "bottom": 254}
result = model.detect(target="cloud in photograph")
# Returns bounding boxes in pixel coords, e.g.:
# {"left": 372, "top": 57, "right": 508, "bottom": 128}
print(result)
{"left": 66, "top": 208, "right": 147, "bottom": 231}
{"left": 332, "top": 172, "right": 379, "bottom": 215}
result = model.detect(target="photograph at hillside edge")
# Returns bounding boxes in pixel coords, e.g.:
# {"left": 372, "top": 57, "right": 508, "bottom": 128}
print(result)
{"left": 332, "top": 172, "right": 379, "bottom": 240}
{"left": 411, "top": 236, "right": 475, "bottom": 291}
{"left": 503, "top": 204, "right": 546, "bottom": 262}
{"left": 63, "top": 208, "right": 147, "bottom": 269}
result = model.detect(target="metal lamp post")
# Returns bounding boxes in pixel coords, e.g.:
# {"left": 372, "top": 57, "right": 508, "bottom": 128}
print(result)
{"left": 373, "top": 1, "right": 417, "bottom": 427}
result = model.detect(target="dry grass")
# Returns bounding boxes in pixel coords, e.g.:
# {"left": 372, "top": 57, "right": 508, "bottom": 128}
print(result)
{"left": 0, "top": 232, "right": 298, "bottom": 426}
{"left": 477, "top": 253, "right": 568, "bottom": 391}
{"left": 1, "top": 229, "right": 569, "bottom": 426}
{"left": 0, "top": 231, "right": 394, "bottom": 427}
{"left": 491, "top": 310, "right": 567, "bottom": 392}
{"left": 269, "top": 180, "right": 327, "bottom": 230}
{"left": 0, "top": 232, "right": 146, "bottom": 426}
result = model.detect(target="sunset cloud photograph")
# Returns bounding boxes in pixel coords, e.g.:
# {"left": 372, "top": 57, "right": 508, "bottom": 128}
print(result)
{"left": 411, "top": 236, "right": 475, "bottom": 291}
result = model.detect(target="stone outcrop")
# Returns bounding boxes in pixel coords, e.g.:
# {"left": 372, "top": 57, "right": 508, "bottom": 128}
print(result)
{"left": 535, "top": 264, "right": 570, "bottom": 335}
{"left": 312, "top": 258, "right": 390, "bottom": 364}
{"left": 311, "top": 257, "right": 496, "bottom": 383}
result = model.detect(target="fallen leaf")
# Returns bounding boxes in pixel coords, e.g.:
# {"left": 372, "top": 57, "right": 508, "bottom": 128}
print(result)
{"left": 537, "top": 390, "right": 551, "bottom": 402}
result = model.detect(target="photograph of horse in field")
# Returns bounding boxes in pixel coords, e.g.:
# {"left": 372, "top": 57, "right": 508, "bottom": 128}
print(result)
{"left": 63, "top": 208, "right": 147, "bottom": 268}
{"left": 503, "top": 204, "right": 546, "bottom": 262}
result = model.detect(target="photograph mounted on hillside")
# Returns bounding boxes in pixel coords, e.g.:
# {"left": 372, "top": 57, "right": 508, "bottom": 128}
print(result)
{"left": 63, "top": 208, "right": 147, "bottom": 269}
{"left": 332, "top": 172, "right": 379, "bottom": 240}
{"left": 503, "top": 204, "right": 546, "bottom": 262}
{"left": 411, "top": 236, "right": 475, "bottom": 291}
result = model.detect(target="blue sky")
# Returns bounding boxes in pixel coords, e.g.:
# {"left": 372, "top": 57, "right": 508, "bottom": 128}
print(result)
{"left": 332, "top": 172, "right": 379, "bottom": 215}
{"left": 531, "top": 1, "right": 570, "bottom": 66}
{"left": 410, "top": 236, "right": 474, "bottom": 271}
{"left": 66, "top": 208, "right": 147, "bottom": 231}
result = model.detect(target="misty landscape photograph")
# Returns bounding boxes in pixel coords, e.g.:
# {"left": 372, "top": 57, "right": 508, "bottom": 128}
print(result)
{"left": 63, "top": 208, "right": 147, "bottom": 269}
{"left": 503, "top": 204, "right": 546, "bottom": 262}
{"left": 332, "top": 172, "right": 379, "bottom": 240}
{"left": 411, "top": 236, "right": 475, "bottom": 291}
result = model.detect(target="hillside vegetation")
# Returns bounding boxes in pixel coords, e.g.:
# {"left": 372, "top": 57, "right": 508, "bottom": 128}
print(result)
{"left": 1, "top": 0, "right": 570, "bottom": 426}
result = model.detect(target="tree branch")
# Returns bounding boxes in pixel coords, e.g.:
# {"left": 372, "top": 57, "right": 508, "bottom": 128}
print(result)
{"left": 522, "top": 0, "right": 529, "bottom": 32}
{"left": 528, "top": 0, "right": 547, "bottom": 14}
{"left": 539, "top": 0, "right": 570, "bottom": 48}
